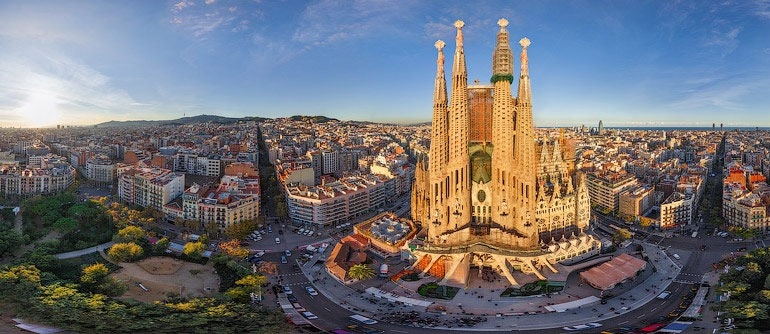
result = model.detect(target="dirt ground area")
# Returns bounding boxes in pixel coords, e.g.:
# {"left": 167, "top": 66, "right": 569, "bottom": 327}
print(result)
{"left": 111, "top": 257, "right": 220, "bottom": 303}
{"left": 0, "top": 309, "right": 37, "bottom": 334}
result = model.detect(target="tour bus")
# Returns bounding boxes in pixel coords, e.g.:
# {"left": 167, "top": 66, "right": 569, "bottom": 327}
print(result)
{"left": 349, "top": 314, "right": 378, "bottom": 325}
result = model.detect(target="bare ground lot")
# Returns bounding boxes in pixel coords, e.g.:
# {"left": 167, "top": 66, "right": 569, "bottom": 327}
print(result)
{"left": 111, "top": 257, "right": 220, "bottom": 303}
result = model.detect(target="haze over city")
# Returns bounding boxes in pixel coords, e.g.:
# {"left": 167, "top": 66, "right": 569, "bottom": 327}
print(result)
{"left": 3, "top": 2, "right": 770, "bottom": 334}
{"left": 1, "top": 0, "right": 769, "bottom": 128}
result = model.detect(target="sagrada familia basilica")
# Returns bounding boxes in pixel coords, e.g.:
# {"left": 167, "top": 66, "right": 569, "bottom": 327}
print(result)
{"left": 409, "top": 19, "right": 600, "bottom": 287}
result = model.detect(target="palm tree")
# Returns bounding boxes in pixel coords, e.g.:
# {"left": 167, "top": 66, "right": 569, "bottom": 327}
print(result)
{"left": 348, "top": 264, "right": 375, "bottom": 281}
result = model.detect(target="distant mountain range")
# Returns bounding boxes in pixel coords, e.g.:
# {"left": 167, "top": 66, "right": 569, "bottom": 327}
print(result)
{"left": 95, "top": 114, "right": 341, "bottom": 127}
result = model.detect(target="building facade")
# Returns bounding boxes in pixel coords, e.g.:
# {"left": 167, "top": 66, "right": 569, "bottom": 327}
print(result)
{"left": 118, "top": 167, "right": 185, "bottom": 211}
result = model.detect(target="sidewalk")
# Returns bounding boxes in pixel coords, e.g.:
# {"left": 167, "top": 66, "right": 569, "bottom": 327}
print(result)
{"left": 303, "top": 241, "right": 682, "bottom": 331}
{"left": 54, "top": 241, "right": 115, "bottom": 259}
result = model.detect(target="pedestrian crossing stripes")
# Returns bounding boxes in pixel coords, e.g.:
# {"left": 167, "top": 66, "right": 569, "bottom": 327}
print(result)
{"left": 281, "top": 281, "right": 310, "bottom": 287}
{"left": 674, "top": 280, "right": 701, "bottom": 284}
{"left": 278, "top": 273, "right": 304, "bottom": 278}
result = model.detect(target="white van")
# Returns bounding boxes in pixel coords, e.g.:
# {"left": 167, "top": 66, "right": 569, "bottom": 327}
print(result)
{"left": 275, "top": 237, "right": 281, "bottom": 244}
{"left": 672, "top": 253, "right": 680, "bottom": 260}
{"left": 657, "top": 291, "right": 672, "bottom": 299}
{"left": 349, "top": 314, "right": 377, "bottom": 325}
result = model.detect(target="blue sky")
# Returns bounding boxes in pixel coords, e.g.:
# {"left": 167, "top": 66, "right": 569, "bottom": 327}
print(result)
{"left": 1, "top": 0, "right": 769, "bottom": 128}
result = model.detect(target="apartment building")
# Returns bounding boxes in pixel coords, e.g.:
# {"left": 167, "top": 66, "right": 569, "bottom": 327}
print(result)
{"left": 0, "top": 159, "right": 76, "bottom": 196}
{"left": 85, "top": 157, "right": 116, "bottom": 183}
{"left": 586, "top": 171, "right": 638, "bottom": 212}
{"left": 285, "top": 174, "right": 390, "bottom": 227}
{"left": 619, "top": 185, "right": 654, "bottom": 217}
{"left": 118, "top": 167, "right": 185, "bottom": 211}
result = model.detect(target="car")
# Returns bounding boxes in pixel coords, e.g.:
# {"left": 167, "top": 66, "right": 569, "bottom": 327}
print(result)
{"left": 563, "top": 323, "right": 602, "bottom": 331}
{"left": 278, "top": 229, "right": 284, "bottom": 235}
{"left": 283, "top": 285, "right": 293, "bottom": 294}
{"left": 304, "top": 230, "right": 312, "bottom": 236}
{"left": 672, "top": 253, "right": 681, "bottom": 260}
{"left": 267, "top": 226, "right": 273, "bottom": 233}
{"left": 348, "top": 314, "right": 378, "bottom": 325}
{"left": 657, "top": 291, "right": 672, "bottom": 299}
{"left": 305, "top": 286, "right": 318, "bottom": 296}
{"left": 669, "top": 311, "right": 681, "bottom": 317}
{"left": 301, "top": 311, "right": 318, "bottom": 320}
{"left": 298, "top": 228, "right": 306, "bottom": 235}
{"left": 700, "top": 245, "right": 707, "bottom": 251}
{"left": 281, "top": 256, "right": 287, "bottom": 264}
{"left": 287, "top": 294, "right": 298, "bottom": 303}
{"left": 285, "top": 250, "right": 292, "bottom": 257}
{"left": 345, "top": 324, "right": 384, "bottom": 334}
{"left": 275, "top": 237, "right": 281, "bottom": 244}
{"left": 292, "top": 264, "right": 300, "bottom": 271}
{"left": 292, "top": 302, "right": 306, "bottom": 312}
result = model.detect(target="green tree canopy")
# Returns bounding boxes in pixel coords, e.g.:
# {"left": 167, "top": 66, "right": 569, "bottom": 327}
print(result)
{"left": 52, "top": 217, "right": 79, "bottom": 233}
{"left": 348, "top": 264, "right": 374, "bottom": 281}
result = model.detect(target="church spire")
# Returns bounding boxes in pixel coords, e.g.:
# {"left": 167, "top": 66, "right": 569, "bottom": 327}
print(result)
{"left": 447, "top": 19, "right": 471, "bottom": 227}
{"left": 429, "top": 39, "right": 449, "bottom": 182}
{"left": 517, "top": 37, "right": 532, "bottom": 104}
{"left": 491, "top": 18, "right": 513, "bottom": 83}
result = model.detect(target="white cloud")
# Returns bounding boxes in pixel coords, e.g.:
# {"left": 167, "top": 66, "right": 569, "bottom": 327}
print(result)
{"left": 0, "top": 52, "right": 141, "bottom": 127}
{"left": 205, "top": 0, "right": 216, "bottom": 4}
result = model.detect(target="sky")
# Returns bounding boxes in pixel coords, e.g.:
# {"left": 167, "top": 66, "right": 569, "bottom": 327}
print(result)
{"left": 0, "top": 0, "right": 769, "bottom": 128}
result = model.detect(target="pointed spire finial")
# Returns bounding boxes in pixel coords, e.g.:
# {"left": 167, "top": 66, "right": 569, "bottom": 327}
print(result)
{"left": 519, "top": 37, "right": 531, "bottom": 48}
{"left": 497, "top": 18, "right": 509, "bottom": 29}
{"left": 454, "top": 20, "right": 464, "bottom": 48}
{"left": 434, "top": 39, "right": 445, "bottom": 51}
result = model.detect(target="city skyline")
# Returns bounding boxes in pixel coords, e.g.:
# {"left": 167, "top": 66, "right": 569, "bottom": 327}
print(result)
{"left": 1, "top": 0, "right": 770, "bottom": 128}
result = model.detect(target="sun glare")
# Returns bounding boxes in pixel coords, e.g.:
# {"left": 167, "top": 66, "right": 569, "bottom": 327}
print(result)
{"left": 18, "top": 90, "right": 63, "bottom": 128}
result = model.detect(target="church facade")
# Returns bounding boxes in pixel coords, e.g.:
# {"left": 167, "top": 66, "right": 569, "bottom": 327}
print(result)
{"left": 409, "top": 19, "right": 599, "bottom": 287}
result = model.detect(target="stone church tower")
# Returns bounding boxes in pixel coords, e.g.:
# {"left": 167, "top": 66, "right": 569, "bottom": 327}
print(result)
{"left": 409, "top": 19, "right": 599, "bottom": 286}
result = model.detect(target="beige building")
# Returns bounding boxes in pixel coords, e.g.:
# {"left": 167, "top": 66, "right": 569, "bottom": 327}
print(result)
{"left": 660, "top": 192, "right": 693, "bottom": 229}
{"left": 619, "top": 185, "right": 654, "bottom": 217}
{"left": 409, "top": 19, "right": 599, "bottom": 287}
{"left": 586, "top": 171, "right": 638, "bottom": 212}
{"left": 85, "top": 157, "right": 116, "bottom": 183}
{"left": 723, "top": 182, "right": 770, "bottom": 231}
{"left": 118, "top": 167, "right": 185, "bottom": 211}
{"left": 0, "top": 157, "right": 76, "bottom": 196}
{"left": 286, "top": 174, "right": 389, "bottom": 227}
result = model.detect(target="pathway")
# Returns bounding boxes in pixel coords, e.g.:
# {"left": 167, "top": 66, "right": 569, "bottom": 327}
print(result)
{"left": 54, "top": 241, "right": 115, "bottom": 259}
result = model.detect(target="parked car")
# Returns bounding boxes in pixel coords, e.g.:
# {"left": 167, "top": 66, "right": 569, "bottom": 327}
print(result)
{"left": 348, "top": 315, "right": 377, "bottom": 325}
{"left": 275, "top": 237, "right": 281, "bottom": 244}
{"left": 301, "top": 311, "right": 318, "bottom": 320}
{"left": 267, "top": 226, "right": 273, "bottom": 233}
{"left": 292, "top": 264, "right": 300, "bottom": 271}
{"left": 278, "top": 229, "right": 284, "bottom": 235}
{"left": 305, "top": 286, "right": 318, "bottom": 296}
{"left": 563, "top": 323, "right": 602, "bottom": 331}
{"left": 281, "top": 256, "right": 287, "bottom": 264}
{"left": 285, "top": 250, "right": 292, "bottom": 257}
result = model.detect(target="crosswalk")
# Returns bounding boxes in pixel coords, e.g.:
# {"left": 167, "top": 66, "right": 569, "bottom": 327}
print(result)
{"left": 674, "top": 272, "right": 702, "bottom": 284}
{"left": 277, "top": 272, "right": 304, "bottom": 278}
{"left": 282, "top": 281, "right": 310, "bottom": 287}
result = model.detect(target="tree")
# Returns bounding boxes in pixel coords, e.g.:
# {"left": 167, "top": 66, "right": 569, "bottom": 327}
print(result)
{"left": 741, "top": 262, "right": 764, "bottom": 285}
{"left": 183, "top": 241, "right": 205, "bottom": 259}
{"left": 0, "top": 225, "right": 24, "bottom": 257}
{"left": 80, "top": 263, "right": 126, "bottom": 297}
{"left": 275, "top": 199, "right": 288, "bottom": 222}
{"left": 724, "top": 300, "right": 769, "bottom": 320}
{"left": 224, "top": 220, "right": 258, "bottom": 240}
{"left": 612, "top": 228, "right": 632, "bottom": 243}
{"left": 348, "top": 264, "right": 374, "bottom": 281}
{"left": 638, "top": 217, "right": 653, "bottom": 228}
{"left": 152, "top": 237, "right": 170, "bottom": 253}
{"left": 108, "top": 242, "right": 144, "bottom": 262}
{"left": 219, "top": 240, "right": 249, "bottom": 259}
{"left": 234, "top": 274, "right": 266, "bottom": 300}
{"left": 258, "top": 261, "right": 278, "bottom": 276}
{"left": 115, "top": 226, "right": 145, "bottom": 243}
{"left": 52, "top": 217, "right": 79, "bottom": 233}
